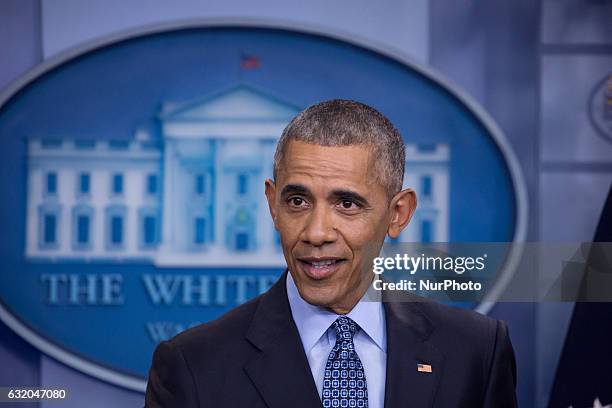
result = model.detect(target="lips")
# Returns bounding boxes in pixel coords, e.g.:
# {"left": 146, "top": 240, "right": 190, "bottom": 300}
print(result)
{"left": 297, "top": 257, "right": 346, "bottom": 280}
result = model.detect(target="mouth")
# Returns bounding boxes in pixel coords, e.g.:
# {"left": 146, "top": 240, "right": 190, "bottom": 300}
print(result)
{"left": 296, "top": 257, "right": 347, "bottom": 280}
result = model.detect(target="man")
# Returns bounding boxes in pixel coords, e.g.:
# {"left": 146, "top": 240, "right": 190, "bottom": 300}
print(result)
{"left": 145, "top": 100, "right": 518, "bottom": 407}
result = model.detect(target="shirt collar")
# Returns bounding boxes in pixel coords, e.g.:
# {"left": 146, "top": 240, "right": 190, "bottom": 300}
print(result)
{"left": 286, "top": 271, "right": 386, "bottom": 354}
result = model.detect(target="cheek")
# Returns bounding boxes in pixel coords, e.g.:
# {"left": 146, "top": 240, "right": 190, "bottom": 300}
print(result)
{"left": 338, "top": 223, "right": 376, "bottom": 260}
{"left": 337, "top": 216, "right": 388, "bottom": 263}
{"left": 276, "top": 214, "right": 302, "bottom": 241}
{"left": 338, "top": 216, "right": 383, "bottom": 245}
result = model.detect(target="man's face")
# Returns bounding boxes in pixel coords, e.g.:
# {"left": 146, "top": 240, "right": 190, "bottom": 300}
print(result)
{"left": 265, "top": 140, "right": 414, "bottom": 314}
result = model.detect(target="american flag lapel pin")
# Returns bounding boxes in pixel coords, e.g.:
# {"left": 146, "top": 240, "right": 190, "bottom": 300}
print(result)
{"left": 417, "top": 363, "right": 432, "bottom": 373}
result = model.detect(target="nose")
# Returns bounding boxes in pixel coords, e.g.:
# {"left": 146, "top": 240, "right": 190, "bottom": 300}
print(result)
{"left": 300, "top": 204, "right": 337, "bottom": 247}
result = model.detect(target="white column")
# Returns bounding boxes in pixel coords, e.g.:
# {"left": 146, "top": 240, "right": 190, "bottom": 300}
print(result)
{"left": 91, "top": 168, "right": 107, "bottom": 255}
{"left": 257, "top": 140, "right": 274, "bottom": 252}
{"left": 58, "top": 167, "right": 74, "bottom": 254}
{"left": 214, "top": 140, "right": 225, "bottom": 251}
{"left": 26, "top": 167, "right": 40, "bottom": 256}
{"left": 125, "top": 169, "right": 140, "bottom": 254}
{"left": 161, "top": 140, "right": 174, "bottom": 252}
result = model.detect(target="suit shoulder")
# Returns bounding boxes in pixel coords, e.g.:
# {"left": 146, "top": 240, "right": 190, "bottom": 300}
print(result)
{"left": 168, "top": 294, "right": 261, "bottom": 351}
{"left": 416, "top": 300, "right": 500, "bottom": 341}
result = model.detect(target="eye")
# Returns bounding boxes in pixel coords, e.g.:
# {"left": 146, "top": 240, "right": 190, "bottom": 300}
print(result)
{"left": 287, "top": 196, "right": 309, "bottom": 208}
{"left": 337, "top": 200, "right": 361, "bottom": 211}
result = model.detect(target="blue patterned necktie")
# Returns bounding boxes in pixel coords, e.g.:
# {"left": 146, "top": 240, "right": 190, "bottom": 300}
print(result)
{"left": 321, "top": 316, "right": 369, "bottom": 408}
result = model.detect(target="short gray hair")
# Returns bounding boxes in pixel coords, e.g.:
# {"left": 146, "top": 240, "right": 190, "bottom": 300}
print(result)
{"left": 273, "top": 99, "right": 405, "bottom": 198}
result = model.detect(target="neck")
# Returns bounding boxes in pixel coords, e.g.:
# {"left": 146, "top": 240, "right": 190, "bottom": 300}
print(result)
{"left": 327, "top": 273, "right": 375, "bottom": 315}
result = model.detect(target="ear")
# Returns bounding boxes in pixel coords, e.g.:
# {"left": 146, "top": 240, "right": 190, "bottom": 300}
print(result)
{"left": 387, "top": 188, "right": 417, "bottom": 239}
{"left": 264, "top": 179, "right": 279, "bottom": 230}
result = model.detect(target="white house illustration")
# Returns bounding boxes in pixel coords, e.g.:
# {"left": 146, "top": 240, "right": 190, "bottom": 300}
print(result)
{"left": 25, "top": 84, "right": 449, "bottom": 267}
{"left": 395, "top": 144, "right": 450, "bottom": 244}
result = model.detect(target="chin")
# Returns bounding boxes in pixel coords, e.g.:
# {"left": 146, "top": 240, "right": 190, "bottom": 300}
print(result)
{"left": 297, "top": 285, "right": 338, "bottom": 308}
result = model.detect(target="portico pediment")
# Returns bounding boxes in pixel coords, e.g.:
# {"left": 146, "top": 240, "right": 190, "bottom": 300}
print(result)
{"left": 161, "top": 84, "right": 300, "bottom": 122}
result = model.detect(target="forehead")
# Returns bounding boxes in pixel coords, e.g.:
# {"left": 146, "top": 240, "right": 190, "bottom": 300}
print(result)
{"left": 277, "top": 140, "right": 379, "bottom": 191}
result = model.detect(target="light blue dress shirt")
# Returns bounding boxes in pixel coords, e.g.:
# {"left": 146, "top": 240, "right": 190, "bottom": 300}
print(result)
{"left": 286, "top": 272, "right": 387, "bottom": 408}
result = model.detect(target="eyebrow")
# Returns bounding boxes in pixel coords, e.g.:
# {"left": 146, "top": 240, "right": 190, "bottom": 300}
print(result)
{"left": 280, "top": 184, "right": 371, "bottom": 207}
{"left": 329, "top": 189, "right": 371, "bottom": 207}
{"left": 280, "top": 184, "right": 310, "bottom": 197}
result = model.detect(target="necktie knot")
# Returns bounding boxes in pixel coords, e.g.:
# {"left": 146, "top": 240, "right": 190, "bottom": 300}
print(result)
{"left": 332, "top": 316, "right": 359, "bottom": 343}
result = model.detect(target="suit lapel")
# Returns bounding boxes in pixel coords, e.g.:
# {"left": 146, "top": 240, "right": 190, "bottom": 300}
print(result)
{"left": 383, "top": 300, "right": 444, "bottom": 408}
{"left": 244, "top": 272, "right": 322, "bottom": 408}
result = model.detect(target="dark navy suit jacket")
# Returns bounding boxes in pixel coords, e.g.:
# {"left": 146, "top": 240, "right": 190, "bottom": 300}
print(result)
{"left": 145, "top": 272, "right": 517, "bottom": 407}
